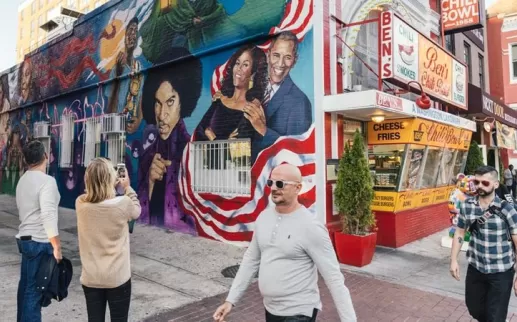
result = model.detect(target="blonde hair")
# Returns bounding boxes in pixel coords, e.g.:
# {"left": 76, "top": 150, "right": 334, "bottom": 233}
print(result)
{"left": 84, "top": 157, "right": 117, "bottom": 203}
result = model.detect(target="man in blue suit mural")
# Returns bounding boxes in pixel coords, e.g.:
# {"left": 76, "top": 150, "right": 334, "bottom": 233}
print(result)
{"left": 243, "top": 31, "right": 312, "bottom": 163}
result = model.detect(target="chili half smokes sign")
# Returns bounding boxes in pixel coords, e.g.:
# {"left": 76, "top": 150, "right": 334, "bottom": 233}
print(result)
{"left": 379, "top": 10, "right": 468, "bottom": 111}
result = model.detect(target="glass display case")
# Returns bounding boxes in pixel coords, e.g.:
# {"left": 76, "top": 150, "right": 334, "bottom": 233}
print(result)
{"left": 420, "top": 146, "right": 443, "bottom": 189}
{"left": 453, "top": 149, "right": 468, "bottom": 178}
{"left": 368, "top": 143, "right": 469, "bottom": 192}
{"left": 368, "top": 144, "right": 405, "bottom": 191}
{"left": 436, "top": 147, "right": 456, "bottom": 187}
{"left": 398, "top": 145, "right": 426, "bottom": 191}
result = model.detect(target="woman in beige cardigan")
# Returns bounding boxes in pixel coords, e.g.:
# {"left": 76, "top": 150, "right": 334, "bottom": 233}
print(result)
{"left": 76, "top": 157, "right": 141, "bottom": 322}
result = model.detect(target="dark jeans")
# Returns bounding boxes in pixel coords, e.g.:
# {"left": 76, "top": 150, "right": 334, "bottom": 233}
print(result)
{"left": 265, "top": 308, "right": 318, "bottom": 322}
{"left": 82, "top": 279, "right": 132, "bottom": 322}
{"left": 16, "top": 238, "right": 54, "bottom": 322}
{"left": 465, "top": 264, "right": 514, "bottom": 322}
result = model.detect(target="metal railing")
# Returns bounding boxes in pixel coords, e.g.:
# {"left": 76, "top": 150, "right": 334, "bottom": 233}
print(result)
{"left": 191, "top": 139, "right": 252, "bottom": 197}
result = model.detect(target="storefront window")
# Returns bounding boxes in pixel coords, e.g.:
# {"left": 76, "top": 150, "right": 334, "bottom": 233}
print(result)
{"left": 399, "top": 145, "right": 426, "bottom": 191}
{"left": 368, "top": 144, "right": 405, "bottom": 191}
{"left": 420, "top": 147, "right": 443, "bottom": 188}
{"left": 453, "top": 150, "right": 468, "bottom": 177}
{"left": 436, "top": 147, "right": 456, "bottom": 186}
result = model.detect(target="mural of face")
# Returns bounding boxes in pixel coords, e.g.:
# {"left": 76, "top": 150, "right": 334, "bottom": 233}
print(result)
{"left": 125, "top": 21, "right": 138, "bottom": 52}
{"left": 154, "top": 81, "right": 181, "bottom": 140}
{"left": 20, "top": 61, "right": 32, "bottom": 103}
{"left": 268, "top": 38, "right": 296, "bottom": 85}
{"left": 233, "top": 50, "right": 253, "bottom": 89}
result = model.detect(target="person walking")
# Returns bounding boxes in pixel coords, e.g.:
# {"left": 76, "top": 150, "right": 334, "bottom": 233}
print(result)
{"left": 213, "top": 163, "right": 357, "bottom": 322}
{"left": 504, "top": 165, "right": 513, "bottom": 196}
{"left": 76, "top": 158, "right": 141, "bottom": 322}
{"left": 15, "top": 140, "right": 62, "bottom": 322}
{"left": 450, "top": 165, "right": 517, "bottom": 321}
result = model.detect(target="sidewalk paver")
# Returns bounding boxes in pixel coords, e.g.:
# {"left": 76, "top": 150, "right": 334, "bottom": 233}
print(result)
{"left": 144, "top": 271, "right": 517, "bottom": 322}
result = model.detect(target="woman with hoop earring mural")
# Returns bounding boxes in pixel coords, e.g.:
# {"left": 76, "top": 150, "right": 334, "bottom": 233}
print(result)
{"left": 193, "top": 44, "right": 268, "bottom": 169}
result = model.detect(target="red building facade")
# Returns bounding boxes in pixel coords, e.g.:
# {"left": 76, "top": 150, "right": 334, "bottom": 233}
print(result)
{"left": 487, "top": 0, "right": 517, "bottom": 108}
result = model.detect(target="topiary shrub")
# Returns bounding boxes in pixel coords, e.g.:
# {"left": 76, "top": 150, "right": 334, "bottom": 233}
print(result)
{"left": 334, "top": 129, "right": 375, "bottom": 235}
{"left": 464, "top": 141, "right": 484, "bottom": 175}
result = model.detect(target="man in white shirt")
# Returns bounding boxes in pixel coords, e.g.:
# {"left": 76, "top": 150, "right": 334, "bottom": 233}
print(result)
{"left": 15, "top": 140, "right": 61, "bottom": 322}
{"left": 213, "top": 164, "right": 356, "bottom": 322}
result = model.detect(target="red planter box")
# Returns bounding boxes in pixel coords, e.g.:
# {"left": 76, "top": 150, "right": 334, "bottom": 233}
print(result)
{"left": 334, "top": 231, "right": 377, "bottom": 267}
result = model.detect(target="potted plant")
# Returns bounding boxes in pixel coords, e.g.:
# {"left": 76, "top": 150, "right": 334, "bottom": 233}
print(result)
{"left": 334, "top": 129, "right": 377, "bottom": 267}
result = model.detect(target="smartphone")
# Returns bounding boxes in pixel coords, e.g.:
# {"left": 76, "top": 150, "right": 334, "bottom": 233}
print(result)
{"left": 116, "top": 163, "right": 126, "bottom": 178}
{"left": 115, "top": 163, "right": 135, "bottom": 234}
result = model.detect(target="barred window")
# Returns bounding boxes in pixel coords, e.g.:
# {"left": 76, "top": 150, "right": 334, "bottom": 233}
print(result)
{"left": 101, "top": 114, "right": 126, "bottom": 166}
{"left": 191, "top": 139, "right": 251, "bottom": 197}
{"left": 33, "top": 121, "right": 51, "bottom": 173}
{"left": 59, "top": 114, "right": 74, "bottom": 168}
{"left": 82, "top": 117, "right": 102, "bottom": 166}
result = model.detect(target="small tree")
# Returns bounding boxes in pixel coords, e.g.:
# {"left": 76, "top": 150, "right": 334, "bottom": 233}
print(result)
{"left": 464, "top": 141, "right": 484, "bottom": 175}
{"left": 334, "top": 129, "right": 375, "bottom": 235}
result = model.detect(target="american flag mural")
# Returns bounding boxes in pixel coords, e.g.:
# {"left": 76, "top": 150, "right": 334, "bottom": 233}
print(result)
{"left": 179, "top": 0, "right": 315, "bottom": 245}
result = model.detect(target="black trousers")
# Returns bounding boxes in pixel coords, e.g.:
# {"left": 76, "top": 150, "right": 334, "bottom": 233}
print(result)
{"left": 465, "top": 265, "right": 514, "bottom": 322}
{"left": 82, "top": 279, "right": 132, "bottom": 322}
{"left": 265, "top": 308, "right": 318, "bottom": 322}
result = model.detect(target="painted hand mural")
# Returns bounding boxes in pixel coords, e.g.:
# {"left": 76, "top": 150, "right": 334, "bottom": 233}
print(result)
{"left": 0, "top": 0, "right": 314, "bottom": 245}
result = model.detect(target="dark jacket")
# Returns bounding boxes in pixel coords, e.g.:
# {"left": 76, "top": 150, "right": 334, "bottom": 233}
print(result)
{"left": 36, "top": 254, "right": 73, "bottom": 307}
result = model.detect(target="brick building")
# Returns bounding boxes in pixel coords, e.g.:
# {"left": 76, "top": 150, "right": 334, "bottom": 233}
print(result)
{"left": 487, "top": 0, "right": 517, "bottom": 108}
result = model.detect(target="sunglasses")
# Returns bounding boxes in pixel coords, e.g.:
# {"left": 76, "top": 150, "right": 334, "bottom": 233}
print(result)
{"left": 266, "top": 179, "right": 299, "bottom": 189}
{"left": 473, "top": 179, "right": 491, "bottom": 187}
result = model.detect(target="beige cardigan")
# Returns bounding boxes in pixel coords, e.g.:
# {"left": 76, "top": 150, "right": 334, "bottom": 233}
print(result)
{"left": 76, "top": 187, "right": 141, "bottom": 288}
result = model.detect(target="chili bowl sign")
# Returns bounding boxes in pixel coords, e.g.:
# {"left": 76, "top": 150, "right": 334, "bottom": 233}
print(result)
{"left": 379, "top": 11, "right": 468, "bottom": 111}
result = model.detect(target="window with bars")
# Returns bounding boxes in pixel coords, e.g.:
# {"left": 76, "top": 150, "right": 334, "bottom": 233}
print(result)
{"left": 59, "top": 114, "right": 74, "bottom": 168}
{"left": 512, "top": 44, "right": 517, "bottom": 81}
{"left": 101, "top": 114, "right": 126, "bottom": 166}
{"left": 33, "top": 121, "right": 51, "bottom": 173}
{"left": 82, "top": 117, "right": 102, "bottom": 166}
{"left": 191, "top": 139, "right": 252, "bottom": 197}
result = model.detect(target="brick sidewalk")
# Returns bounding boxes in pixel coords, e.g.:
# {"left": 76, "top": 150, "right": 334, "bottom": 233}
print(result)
{"left": 144, "top": 272, "right": 517, "bottom": 322}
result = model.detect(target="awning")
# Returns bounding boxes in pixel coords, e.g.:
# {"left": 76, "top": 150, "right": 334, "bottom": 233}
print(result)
{"left": 323, "top": 90, "right": 477, "bottom": 132}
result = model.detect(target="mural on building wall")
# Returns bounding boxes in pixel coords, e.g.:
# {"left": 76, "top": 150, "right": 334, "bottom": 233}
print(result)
{"left": 0, "top": 0, "right": 314, "bottom": 245}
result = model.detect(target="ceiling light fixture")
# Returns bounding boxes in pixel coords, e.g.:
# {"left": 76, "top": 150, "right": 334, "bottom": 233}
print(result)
{"left": 371, "top": 115, "right": 385, "bottom": 123}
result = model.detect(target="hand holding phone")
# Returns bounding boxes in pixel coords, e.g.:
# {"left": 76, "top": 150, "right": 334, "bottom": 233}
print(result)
{"left": 116, "top": 164, "right": 130, "bottom": 191}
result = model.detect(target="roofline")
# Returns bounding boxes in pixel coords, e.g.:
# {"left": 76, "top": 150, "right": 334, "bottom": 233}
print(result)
{"left": 18, "top": 0, "right": 34, "bottom": 13}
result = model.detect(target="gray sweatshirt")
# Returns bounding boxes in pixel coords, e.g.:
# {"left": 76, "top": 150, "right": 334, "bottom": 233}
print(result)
{"left": 226, "top": 206, "right": 357, "bottom": 321}
{"left": 15, "top": 171, "right": 61, "bottom": 242}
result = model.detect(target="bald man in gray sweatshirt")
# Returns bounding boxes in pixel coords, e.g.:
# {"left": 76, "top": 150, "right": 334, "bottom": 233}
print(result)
{"left": 213, "top": 164, "right": 357, "bottom": 322}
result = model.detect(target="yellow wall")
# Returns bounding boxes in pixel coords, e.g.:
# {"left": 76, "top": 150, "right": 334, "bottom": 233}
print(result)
{"left": 16, "top": 0, "right": 110, "bottom": 62}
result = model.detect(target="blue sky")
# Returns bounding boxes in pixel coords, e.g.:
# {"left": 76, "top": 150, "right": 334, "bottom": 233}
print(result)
{"left": 0, "top": 0, "right": 500, "bottom": 74}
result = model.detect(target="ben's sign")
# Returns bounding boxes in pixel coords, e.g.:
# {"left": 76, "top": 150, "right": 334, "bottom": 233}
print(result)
{"left": 442, "top": 0, "right": 484, "bottom": 34}
{"left": 379, "top": 11, "right": 468, "bottom": 111}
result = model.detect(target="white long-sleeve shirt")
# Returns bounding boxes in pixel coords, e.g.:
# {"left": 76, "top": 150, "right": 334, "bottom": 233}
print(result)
{"left": 226, "top": 206, "right": 357, "bottom": 321}
{"left": 15, "top": 170, "right": 61, "bottom": 242}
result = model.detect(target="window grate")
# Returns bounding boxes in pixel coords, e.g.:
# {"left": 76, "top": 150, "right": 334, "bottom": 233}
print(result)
{"left": 59, "top": 114, "right": 74, "bottom": 168}
{"left": 191, "top": 139, "right": 252, "bottom": 197}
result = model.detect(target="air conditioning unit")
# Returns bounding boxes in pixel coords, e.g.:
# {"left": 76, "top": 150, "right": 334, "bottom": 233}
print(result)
{"left": 33, "top": 121, "right": 50, "bottom": 139}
